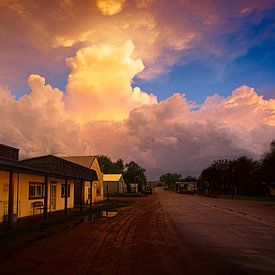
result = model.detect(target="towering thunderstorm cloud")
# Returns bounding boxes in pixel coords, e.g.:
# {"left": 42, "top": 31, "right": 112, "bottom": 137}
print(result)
{"left": 0, "top": 40, "right": 274, "bottom": 177}
{"left": 0, "top": 0, "right": 275, "bottom": 178}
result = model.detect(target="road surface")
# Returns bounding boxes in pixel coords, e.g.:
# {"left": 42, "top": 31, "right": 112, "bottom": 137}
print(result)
{"left": 157, "top": 188, "right": 275, "bottom": 274}
{"left": 1, "top": 189, "right": 275, "bottom": 274}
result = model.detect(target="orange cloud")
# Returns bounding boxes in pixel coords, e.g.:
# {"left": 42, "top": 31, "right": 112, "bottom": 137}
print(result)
{"left": 1, "top": 0, "right": 275, "bottom": 91}
{"left": 1, "top": 76, "right": 274, "bottom": 178}
{"left": 96, "top": 0, "right": 127, "bottom": 15}
{"left": 65, "top": 40, "right": 157, "bottom": 123}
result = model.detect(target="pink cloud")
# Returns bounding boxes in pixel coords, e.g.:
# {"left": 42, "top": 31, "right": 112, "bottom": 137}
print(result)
{"left": 1, "top": 77, "right": 274, "bottom": 178}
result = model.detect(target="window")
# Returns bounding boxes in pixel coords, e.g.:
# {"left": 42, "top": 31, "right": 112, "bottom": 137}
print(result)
{"left": 29, "top": 182, "right": 45, "bottom": 199}
{"left": 61, "top": 184, "right": 71, "bottom": 197}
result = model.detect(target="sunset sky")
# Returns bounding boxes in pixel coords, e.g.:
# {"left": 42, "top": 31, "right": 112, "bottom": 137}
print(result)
{"left": 0, "top": 0, "right": 275, "bottom": 178}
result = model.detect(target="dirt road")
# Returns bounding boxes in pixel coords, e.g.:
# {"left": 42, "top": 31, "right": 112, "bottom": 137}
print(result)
{"left": 0, "top": 195, "right": 188, "bottom": 275}
{"left": 1, "top": 190, "right": 275, "bottom": 274}
{"left": 157, "top": 188, "right": 275, "bottom": 275}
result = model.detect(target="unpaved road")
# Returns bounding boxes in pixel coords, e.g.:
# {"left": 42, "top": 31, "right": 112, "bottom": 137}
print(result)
{"left": 157, "top": 188, "right": 275, "bottom": 274}
{"left": 1, "top": 194, "right": 187, "bottom": 275}
{"left": 1, "top": 189, "right": 275, "bottom": 274}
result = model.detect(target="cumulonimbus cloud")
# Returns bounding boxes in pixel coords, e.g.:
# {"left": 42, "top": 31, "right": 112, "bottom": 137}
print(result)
{"left": 65, "top": 40, "right": 157, "bottom": 123}
{"left": 96, "top": 0, "right": 127, "bottom": 16}
{"left": 0, "top": 69, "right": 274, "bottom": 178}
{"left": 2, "top": 0, "right": 275, "bottom": 92}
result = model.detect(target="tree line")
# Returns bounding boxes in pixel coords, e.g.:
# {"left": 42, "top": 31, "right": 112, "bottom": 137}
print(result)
{"left": 97, "top": 155, "right": 147, "bottom": 192}
{"left": 199, "top": 141, "right": 275, "bottom": 196}
{"left": 160, "top": 140, "right": 275, "bottom": 197}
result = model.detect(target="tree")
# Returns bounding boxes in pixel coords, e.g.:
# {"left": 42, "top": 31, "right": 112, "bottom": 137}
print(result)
{"left": 200, "top": 159, "right": 231, "bottom": 195}
{"left": 261, "top": 140, "right": 275, "bottom": 183}
{"left": 112, "top": 159, "right": 125, "bottom": 174}
{"left": 97, "top": 155, "right": 114, "bottom": 173}
{"left": 230, "top": 156, "right": 255, "bottom": 196}
{"left": 159, "top": 173, "right": 182, "bottom": 190}
{"left": 124, "top": 161, "right": 147, "bottom": 192}
{"left": 97, "top": 155, "right": 125, "bottom": 174}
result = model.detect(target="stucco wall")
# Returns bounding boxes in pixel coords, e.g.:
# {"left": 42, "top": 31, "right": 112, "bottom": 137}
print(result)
{"left": 0, "top": 171, "right": 75, "bottom": 222}
{"left": 90, "top": 159, "right": 104, "bottom": 201}
{"left": 83, "top": 158, "right": 104, "bottom": 204}
{"left": 0, "top": 171, "right": 9, "bottom": 222}
{"left": 104, "top": 181, "right": 119, "bottom": 195}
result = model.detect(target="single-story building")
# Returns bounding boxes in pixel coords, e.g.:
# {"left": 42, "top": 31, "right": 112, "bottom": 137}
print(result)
{"left": 62, "top": 156, "right": 104, "bottom": 204}
{"left": 103, "top": 174, "right": 127, "bottom": 195}
{"left": 130, "top": 183, "right": 138, "bottom": 193}
{"left": 0, "top": 144, "right": 98, "bottom": 229}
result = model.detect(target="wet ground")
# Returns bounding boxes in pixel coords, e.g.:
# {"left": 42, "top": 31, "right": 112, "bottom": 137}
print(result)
{"left": 157, "top": 188, "right": 275, "bottom": 274}
{"left": 1, "top": 189, "right": 275, "bottom": 274}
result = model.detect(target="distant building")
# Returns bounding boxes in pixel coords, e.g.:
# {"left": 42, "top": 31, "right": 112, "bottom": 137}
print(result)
{"left": 62, "top": 156, "right": 104, "bottom": 204}
{"left": 130, "top": 183, "right": 138, "bottom": 193}
{"left": 103, "top": 174, "right": 127, "bottom": 195}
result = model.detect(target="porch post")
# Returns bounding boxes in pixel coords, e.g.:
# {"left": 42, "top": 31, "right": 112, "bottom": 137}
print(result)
{"left": 90, "top": 181, "right": 93, "bottom": 209}
{"left": 8, "top": 171, "right": 14, "bottom": 230}
{"left": 80, "top": 179, "right": 83, "bottom": 212}
{"left": 43, "top": 175, "right": 48, "bottom": 220}
{"left": 64, "top": 178, "right": 68, "bottom": 215}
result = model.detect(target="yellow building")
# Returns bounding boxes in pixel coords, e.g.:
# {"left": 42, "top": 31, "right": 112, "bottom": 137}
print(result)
{"left": 62, "top": 156, "right": 104, "bottom": 203}
{"left": 0, "top": 144, "right": 98, "bottom": 229}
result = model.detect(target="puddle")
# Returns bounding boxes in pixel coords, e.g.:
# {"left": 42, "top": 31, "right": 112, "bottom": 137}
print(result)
{"left": 102, "top": 211, "right": 117, "bottom": 217}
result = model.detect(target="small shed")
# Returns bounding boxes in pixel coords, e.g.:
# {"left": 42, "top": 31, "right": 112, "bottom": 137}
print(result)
{"left": 130, "top": 183, "right": 138, "bottom": 193}
{"left": 103, "top": 174, "right": 126, "bottom": 195}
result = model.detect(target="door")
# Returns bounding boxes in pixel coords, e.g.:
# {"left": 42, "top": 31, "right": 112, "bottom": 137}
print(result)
{"left": 50, "top": 183, "right": 57, "bottom": 211}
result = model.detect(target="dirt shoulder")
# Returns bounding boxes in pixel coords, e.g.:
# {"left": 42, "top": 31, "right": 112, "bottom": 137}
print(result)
{"left": 0, "top": 195, "right": 188, "bottom": 275}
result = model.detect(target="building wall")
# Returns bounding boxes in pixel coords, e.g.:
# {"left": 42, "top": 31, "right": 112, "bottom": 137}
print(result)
{"left": 83, "top": 158, "right": 104, "bottom": 204}
{"left": 0, "top": 171, "right": 9, "bottom": 222}
{"left": 90, "top": 159, "right": 104, "bottom": 201}
{"left": 0, "top": 171, "right": 75, "bottom": 222}
{"left": 48, "top": 178, "right": 74, "bottom": 213}
{"left": 104, "top": 181, "right": 119, "bottom": 195}
{"left": 119, "top": 178, "right": 127, "bottom": 193}
{"left": 84, "top": 181, "right": 94, "bottom": 204}
{"left": 18, "top": 173, "right": 45, "bottom": 218}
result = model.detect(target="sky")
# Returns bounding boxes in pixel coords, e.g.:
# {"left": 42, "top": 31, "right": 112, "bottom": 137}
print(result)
{"left": 0, "top": 0, "right": 275, "bottom": 179}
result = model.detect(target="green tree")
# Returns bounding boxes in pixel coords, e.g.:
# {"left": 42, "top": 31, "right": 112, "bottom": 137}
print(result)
{"left": 97, "top": 155, "right": 114, "bottom": 173}
{"left": 97, "top": 155, "right": 125, "bottom": 174}
{"left": 261, "top": 140, "right": 275, "bottom": 183}
{"left": 112, "top": 159, "right": 125, "bottom": 174}
{"left": 159, "top": 173, "right": 182, "bottom": 190}
{"left": 124, "top": 161, "right": 147, "bottom": 192}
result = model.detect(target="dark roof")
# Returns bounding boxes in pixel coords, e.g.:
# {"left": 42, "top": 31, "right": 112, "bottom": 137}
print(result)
{"left": 0, "top": 158, "right": 47, "bottom": 175}
{"left": 0, "top": 144, "right": 19, "bottom": 161}
{"left": 62, "top": 156, "right": 96, "bottom": 168}
{"left": 0, "top": 155, "right": 97, "bottom": 181}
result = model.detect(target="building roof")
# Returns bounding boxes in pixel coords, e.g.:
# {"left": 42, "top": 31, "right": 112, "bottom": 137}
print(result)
{"left": 0, "top": 144, "right": 19, "bottom": 160}
{"left": 20, "top": 155, "right": 98, "bottom": 181}
{"left": 0, "top": 158, "right": 48, "bottom": 175}
{"left": 103, "top": 174, "right": 123, "bottom": 182}
{"left": 62, "top": 156, "right": 96, "bottom": 169}
{"left": 0, "top": 144, "right": 98, "bottom": 181}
